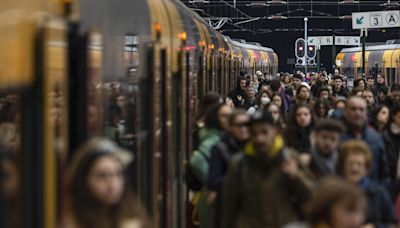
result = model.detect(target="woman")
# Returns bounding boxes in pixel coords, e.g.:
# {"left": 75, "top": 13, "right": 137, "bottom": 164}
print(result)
{"left": 305, "top": 176, "right": 367, "bottom": 228}
{"left": 64, "top": 138, "right": 148, "bottom": 228}
{"left": 383, "top": 105, "right": 400, "bottom": 180}
{"left": 189, "top": 103, "right": 232, "bottom": 228}
{"left": 370, "top": 105, "right": 390, "bottom": 133}
{"left": 271, "top": 93, "right": 285, "bottom": 113}
{"left": 256, "top": 89, "right": 270, "bottom": 109}
{"left": 314, "top": 98, "right": 331, "bottom": 120}
{"left": 354, "top": 78, "right": 366, "bottom": 91}
{"left": 284, "top": 104, "right": 315, "bottom": 154}
{"left": 265, "top": 102, "right": 286, "bottom": 129}
{"left": 336, "top": 140, "right": 397, "bottom": 227}
{"left": 289, "top": 84, "right": 313, "bottom": 114}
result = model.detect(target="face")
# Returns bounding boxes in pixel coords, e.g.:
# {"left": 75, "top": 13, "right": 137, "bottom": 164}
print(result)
{"left": 320, "top": 91, "right": 330, "bottom": 100}
{"left": 315, "top": 130, "right": 340, "bottom": 156}
{"left": 344, "top": 153, "right": 368, "bottom": 184}
{"left": 362, "top": 91, "right": 374, "bottom": 106}
{"left": 392, "top": 111, "right": 400, "bottom": 127}
{"left": 345, "top": 98, "right": 367, "bottom": 129}
{"left": 250, "top": 123, "right": 278, "bottom": 154}
{"left": 284, "top": 76, "right": 290, "bottom": 84}
{"left": 334, "top": 79, "right": 343, "bottom": 89}
{"left": 336, "top": 101, "right": 346, "bottom": 110}
{"left": 267, "top": 104, "right": 281, "bottom": 122}
{"left": 377, "top": 74, "right": 384, "bottom": 84}
{"left": 246, "top": 86, "right": 255, "bottom": 99}
{"left": 298, "top": 87, "right": 310, "bottom": 100}
{"left": 272, "top": 95, "right": 282, "bottom": 108}
{"left": 319, "top": 74, "right": 326, "bottom": 82}
{"left": 377, "top": 107, "right": 389, "bottom": 126}
{"left": 229, "top": 114, "right": 250, "bottom": 142}
{"left": 292, "top": 78, "right": 302, "bottom": 88}
{"left": 296, "top": 107, "right": 312, "bottom": 128}
{"left": 357, "top": 80, "right": 365, "bottom": 90}
{"left": 88, "top": 156, "right": 125, "bottom": 205}
{"left": 218, "top": 105, "right": 232, "bottom": 130}
{"left": 239, "top": 79, "right": 246, "bottom": 90}
{"left": 330, "top": 198, "right": 366, "bottom": 228}
{"left": 367, "top": 79, "right": 374, "bottom": 87}
{"left": 390, "top": 90, "right": 400, "bottom": 103}
{"left": 116, "top": 96, "right": 125, "bottom": 108}
{"left": 318, "top": 104, "right": 327, "bottom": 116}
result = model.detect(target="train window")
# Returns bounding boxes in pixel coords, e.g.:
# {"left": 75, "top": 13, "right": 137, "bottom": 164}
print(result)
{"left": 87, "top": 32, "right": 103, "bottom": 136}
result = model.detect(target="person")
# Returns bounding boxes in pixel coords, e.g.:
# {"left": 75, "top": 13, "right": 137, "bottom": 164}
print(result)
{"left": 375, "top": 73, "right": 386, "bottom": 94}
{"left": 221, "top": 110, "right": 314, "bottom": 228}
{"left": 192, "top": 93, "right": 222, "bottom": 150}
{"left": 329, "top": 97, "right": 347, "bottom": 120}
{"left": 308, "top": 120, "right": 345, "bottom": 181}
{"left": 284, "top": 104, "right": 315, "bottom": 154}
{"left": 313, "top": 99, "right": 331, "bottom": 120}
{"left": 189, "top": 104, "right": 232, "bottom": 228}
{"left": 289, "top": 83, "right": 313, "bottom": 114}
{"left": 208, "top": 110, "right": 250, "bottom": 228}
{"left": 367, "top": 77, "right": 376, "bottom": 94}
{"left": 286, "top": 73, "right": 303, "bottom": 98}
{"left": 340, "top": 96, "right": 391, "bottom": 187}
{"left": 385, "top": 84, "right": 400, "bottom": 109}
{"left": 350, "top": 88, "right": 364, "bottom": 97}
{"left": 378, "top": 86, "right": 389, "bottom": 105}
{"left": 64, "top": 138, "right": 149, "bottom": 228}
{"left": 354, "top": 78, "right": 366, "bottom": 91}
{"left": 265, "top": 102, "right": 286, "bottom": 129}
{"left": 332, "top": 76, "right": 350, "bottom": 98}
{"left": 270, "top": 79, "right": 291, "bottom": 113}
{"left": 228, "top": 77, "right": 247, "bottom": 108}
{"left": 256, "top": 89, "right": 270, "bottom": 109}
{"left": 243, "top": 83, "right": 257, "bottom": 110}
{"left": 311, "top": 73, "right": 327, "bottom": 98}
{"left": 362, "top": 89, "right": 376, "bottom": 117}
{"left": 271, "top": 93, "right": 285, "bottom": 114}
{"left": 336, "top": 140, "right": 397, "bottom": 227}
{"left": 305, "top": 176, "right": 367, "bottom": 228}
{"left": 370, "top": 105, "right": 390, "bottom": 133}
{"left": 382, "top": 105, "right": 400, "bottom": 180}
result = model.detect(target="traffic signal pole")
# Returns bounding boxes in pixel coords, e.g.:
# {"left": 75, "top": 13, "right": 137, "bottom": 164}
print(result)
{"left": 304, "top": 17, "right": 308, "bottom": 75}
{"left": 361, "top": 28, "right": 366, "bottom": 77}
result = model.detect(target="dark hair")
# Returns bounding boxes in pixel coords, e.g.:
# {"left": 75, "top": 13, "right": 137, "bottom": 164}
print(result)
{"left": 379, "top": 86, "right": 389, "bottom": 95}
{"left": 290, "top": 104, "right": 314, "bottom": 127}
{"left": 270, "top": 93, "right": 285, "bottom": 113}
{"left": 367, "top": 76, "right": 374, "bottom": 81}
{"left": 270, "top": 79, "right": 281, "bottom": 92}
{"left": 370, "top": 105, "right": 389, "bottom": 132}
{"left": 316, "top": 86, "right": 330, "bottom": 99}
{"left": 333, "top": 75, "right": 343, "bottom": 82}
{"left": 363, "top": 88, "right": 374, "bottom": 95}
{"left": 390, "top": 105, "right": 400, "bottom": 122}
{"left": 354, "top": 78, "right": 366, "bottom": 89}
{"left": 67, "top": 140, "right": 146, "bottom": 228}
{"left": 236, "top": 76, "right": 246, "bottom": 88}
{"left": 204, "top": 103, "right": 225, "bottom": 130}
{"left": 314, "top": 119, "right": 345, "bottom": 134}
{"left": 307, "top": 176, "right": 367, "bottom": 226}
{"left": 350, "top": 88, "right": 363, "bottom": 96}
{"left": 296, "top": 84, "right": 310, "bottom": 98}
{"left": 313, "top": 99, "right": 331, "bottom": 118}
{"left": 391, "top": 84, "right": 400, "bottom": 92}
{"left": 196, "top": 92, "right": 221, "bottom": 122}
{"left": 248, "top": 109, "right": 276, "bottom": 127}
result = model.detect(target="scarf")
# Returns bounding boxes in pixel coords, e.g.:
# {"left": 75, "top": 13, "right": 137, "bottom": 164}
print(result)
{"left": 244, "top": 134, "right": 284, "bottom": 158}
{"left": 310, "top": 147, "right": 337, "bottom": 176}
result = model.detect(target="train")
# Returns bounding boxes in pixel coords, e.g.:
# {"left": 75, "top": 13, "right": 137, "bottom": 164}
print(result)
{"left": 336, "top": 41, "right": 400, "bottom": 86}
{"left": 0, "top": 0, "right": 277, "bottom": 227}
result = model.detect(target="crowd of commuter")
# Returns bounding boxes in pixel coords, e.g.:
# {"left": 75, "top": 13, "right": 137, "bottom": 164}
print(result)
{"left": 188, "top": 69, "right": 400, "bottom": 228}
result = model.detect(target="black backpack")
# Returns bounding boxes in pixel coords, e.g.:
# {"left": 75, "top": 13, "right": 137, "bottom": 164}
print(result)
{"left": 185, "top": 151, "right": 210, "bottom": 191}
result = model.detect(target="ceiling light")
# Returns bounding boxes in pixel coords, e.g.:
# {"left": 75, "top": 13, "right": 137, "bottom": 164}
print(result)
{"left": 267, "top": 15, "right": 288, "bottom": 20}
{"left": 266, "top": 0, "right": 287, "bottom": 4}
{"left": 339, "top": 0, "right": 359, "bottom": 4}
{"left": 339, "top": 15, "right": 352, "bottom": 20}
{"left": 246, "top": 2, "right": 268, "bottom": 7}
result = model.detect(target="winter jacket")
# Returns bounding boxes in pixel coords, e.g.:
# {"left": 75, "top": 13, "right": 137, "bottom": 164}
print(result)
{"left": 382, "top": 124, "right": 400, "bottom": 181}
{"left": 189, "top": 128, "right": 222, "bottom": 228}
{"left": 340, "top": 119, "right": 391, "bottom": 188}
{"left": 228, "top": 88, "right": 246, "bottom": 108}
{"left": 332, "top": 86, "right": 350, "bottom": 98}
{"left": 221, "top": 137, "right": 314, "bottom": 228}
{"left": 284, "top": 125, "right": 313, "bottom": 154}
{"left": 359, "top": 178, "right": 398, "bottom": 227}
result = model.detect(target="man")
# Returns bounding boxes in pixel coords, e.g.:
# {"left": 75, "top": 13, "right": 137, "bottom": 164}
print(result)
{"left": 243, "top": 83, "right": 256, "bottom": 110}
{"left": 311, "top": 73, "right": 327, "bottom": 97}
{"left": 208, "top": 110, "right": 250, "bottom": 228}
{"left": 285, "top": 73, "right": 302, "bottom": 98}
{"left": 309, "top": 120, "right": 345, "bottom": 181}
{"left": 362, "top": 89, "right": 376, "bottom": 117}
{"left": 228, "top": 77, "right": 247, "bottom": 108}
{"left": 385, "top": 84, "right": 400, "bottom": 109}
{"left": 221, "top": 110, "right": 314, "bottom": 228}
{"left": 378, "top": 86, "right": 389, "bottom": 105}
{"left": 332, "top": 75, "right": 349, "bottom": 98}
{"left": 340, "top": 96, "right": 390, "bottom": 187}
{"left": 367, "top": 77, "right": 375, "bottom": 89}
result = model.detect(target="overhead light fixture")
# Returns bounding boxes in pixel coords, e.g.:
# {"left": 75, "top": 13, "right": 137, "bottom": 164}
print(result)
{"left": 339, "top": 15, "right": 352, "bottom": 20}
{"left": 189, "top": 0, "right": 209, "bottom": 3}
{"left": 339, "top": 0, "right": 359, "bottom": 4}
{"left": 267, "top": 15, "right": 288, "bottom": 20}
{"left": 266, "top": 0, "right": 287, "bottom": 5}
{"left": 379, "top": 1, "right": 400, "bottom": 7}
{"left": 246, "top": 2, "right": 268, "bottom": 7}
{"left": 234, "top": 17, "right": 261, "bottom": 25}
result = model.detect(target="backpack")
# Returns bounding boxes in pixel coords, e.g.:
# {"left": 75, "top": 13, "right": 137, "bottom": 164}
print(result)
{"left": 185, "top": 151, "right": 210, "bottom": 191}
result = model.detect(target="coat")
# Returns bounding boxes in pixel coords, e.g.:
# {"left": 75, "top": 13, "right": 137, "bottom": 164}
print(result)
{"left": 189, "top": 128, "right": 221, "bottom": 228}
{"left": 221, "top": 140, "right": 314, "bottom": 228}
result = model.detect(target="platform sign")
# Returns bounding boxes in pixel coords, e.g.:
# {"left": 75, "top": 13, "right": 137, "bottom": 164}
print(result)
{"left": 335, "top": 36, "right": 360, "bottom": 46}
{"left": 308, "top": 36, "right": 333, "bottom": 46}
{"left": 352, "top": 10, "right": 400, "bottom": 29}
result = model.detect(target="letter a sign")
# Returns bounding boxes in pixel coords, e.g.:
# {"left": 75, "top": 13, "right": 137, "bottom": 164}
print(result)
{"left": 353, "top": 10, "right": 400, "bottom": 29}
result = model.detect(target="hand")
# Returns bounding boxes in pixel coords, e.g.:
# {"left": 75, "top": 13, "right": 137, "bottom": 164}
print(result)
{"left": 206, "top": 191, "right": 217, "bottom": 206}
{"left": 299, "top": 153, "right": 311, "bottom": 166}
{"left": 281, "top": 157, "right": 299, "bottom": 178}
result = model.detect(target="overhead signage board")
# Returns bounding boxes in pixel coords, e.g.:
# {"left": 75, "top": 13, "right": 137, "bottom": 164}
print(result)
{"left": 307, "top": 36, "right": 333, "bottom": 46}
{"left": 352, "top": 10, "right": 400, "bottom": 29}
{"left": 335, "top": 36, "right": 360, "bottom": 46}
